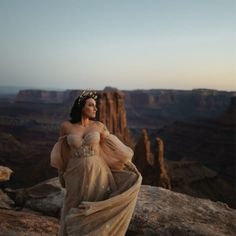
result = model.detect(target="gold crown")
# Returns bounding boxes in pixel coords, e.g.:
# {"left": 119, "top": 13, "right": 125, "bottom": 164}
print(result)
{"left": 78, "top": 89, "right": 98, "bottom": 106}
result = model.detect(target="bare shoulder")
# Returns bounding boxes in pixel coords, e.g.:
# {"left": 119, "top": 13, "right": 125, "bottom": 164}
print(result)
{"left": 60, "top": 120, "right": 71, "bottom": 129}
{"left": 94, "top": 121, "right": 106, "bottom": 129}
{"left": 94, "top": 121, "right": 109, "bottom": 134}
{"left": 59, "top": 120, "right": 71, "bottom": 136}
{"left": 94, "top": 120, "right": 104, "bottom": 127}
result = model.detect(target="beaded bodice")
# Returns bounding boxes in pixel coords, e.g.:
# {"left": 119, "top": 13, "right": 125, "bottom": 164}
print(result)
{"left": 67, "top": 131, "right": 100, "bottom": 158}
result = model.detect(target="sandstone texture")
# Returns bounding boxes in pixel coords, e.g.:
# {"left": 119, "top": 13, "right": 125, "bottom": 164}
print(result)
{"left": 0, "top": 166, "right": 13, "bottom": 182}
{"left": 0, "top": 208, "right": 59, "bottom": 236}
{"left": 129, "top": 185, "right": 236, "bottom": 236}
{"left": 98, "top": 88, "right": 132, "bottom": 144}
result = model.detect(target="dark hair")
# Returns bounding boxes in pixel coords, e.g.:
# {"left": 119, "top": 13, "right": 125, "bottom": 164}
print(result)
{"left": 69, "top": 95, "right": 97, "bottom": 123}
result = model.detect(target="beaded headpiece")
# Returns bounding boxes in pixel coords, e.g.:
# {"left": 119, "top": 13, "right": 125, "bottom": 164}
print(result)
{"left": 77, "top": 89, "right": 98, "bottom": 106}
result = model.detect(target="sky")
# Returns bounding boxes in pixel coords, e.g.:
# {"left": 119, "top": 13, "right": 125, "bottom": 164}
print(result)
{"left": 0, "top": 0, "right": 235, "bottom": 91}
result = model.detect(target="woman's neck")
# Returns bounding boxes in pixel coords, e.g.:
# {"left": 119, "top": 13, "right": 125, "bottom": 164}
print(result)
{"left": 79, "top": 117, "right": 91, "bottom": 127}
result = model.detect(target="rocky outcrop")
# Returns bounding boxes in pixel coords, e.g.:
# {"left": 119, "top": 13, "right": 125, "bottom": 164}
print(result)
{"left": 0, "top": 166, "right": 13, "bottom": 182}
{"left": 129, "top": 185, "right": 236, "bottom": 236}
{"left": 4, "top": 177, "right": 65, "bottom": 216}
{"left": 3, "top": 178, "right": 236, "bottom": 236}
{"left": 155, "top": 137, "right": 171, "bottom": 189}
{"left": 0, "top": 190, "right": 14, "bottom": 209}
{"left": 0, "top": 208, "right": 59, "bottom": 236}
{"left": 97, "top": 89, "right": 132, "bottom": 144}
{"left": 133, "top": 129, "right": 171, "bottom": 189}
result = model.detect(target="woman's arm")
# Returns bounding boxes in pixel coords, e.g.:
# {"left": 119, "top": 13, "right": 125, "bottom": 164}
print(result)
{"left": 60, "top": 121, "right": 70, "bottom": 136}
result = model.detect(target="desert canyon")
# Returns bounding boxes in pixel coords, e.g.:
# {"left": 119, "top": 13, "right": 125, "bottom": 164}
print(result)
{"left": 0, "top": 87, "right": 235, "bottom": 235}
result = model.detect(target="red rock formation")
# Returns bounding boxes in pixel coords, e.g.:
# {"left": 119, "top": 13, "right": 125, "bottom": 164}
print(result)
{"left": 97, "top": 89, "right": 132, "bottom": 144}
{"left": 133, "top": 129, "right": 153, "bottom": 173}
{"left": 155, "top": 138, "right": 171, "bottom": 189}
{"left": 133, "top": 129, "right": 171, "bottom": 189}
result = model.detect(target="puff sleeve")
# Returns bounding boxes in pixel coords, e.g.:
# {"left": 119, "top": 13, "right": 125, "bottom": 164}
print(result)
{"left": 50, "top": 135, "right": 71, "bottom": 172}
{"left": 99, "top": 124, "right": 134, "bottom": 170}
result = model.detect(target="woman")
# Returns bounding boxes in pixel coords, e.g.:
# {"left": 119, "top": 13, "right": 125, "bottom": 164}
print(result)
{"left": 50, "top": 90, "right": 142, "bottom": 236}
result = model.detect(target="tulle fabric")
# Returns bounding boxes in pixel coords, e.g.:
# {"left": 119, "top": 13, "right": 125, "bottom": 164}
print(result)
{"left": 50, "top": 129, "right": 142, "bottom": 236}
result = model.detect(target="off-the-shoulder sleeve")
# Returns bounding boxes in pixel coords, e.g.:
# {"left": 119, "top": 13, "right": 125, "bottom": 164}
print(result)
{"left": 100, "top": 133, "right": 134, "bottom": 170}
{"left": 98, "top": 122, "right": 110, "bottom": 140}
{"left": 50, "top": 135, "right": 71, "bottom": 172}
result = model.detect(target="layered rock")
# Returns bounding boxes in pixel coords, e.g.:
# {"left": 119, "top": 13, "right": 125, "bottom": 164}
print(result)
{"left": 124, "top": 89, "right": 235, "bottom": 128}
{"left": 15, "top": 89, "right": 66, "bottom": 103}
{"left": 133, "top": 129, "right": 171, "bottom": 189}
{"left": 13, "top": 88, "right": 235, "bottom": 129}
{"left": 97, "top": 88, "right": 132, "bottom": 144}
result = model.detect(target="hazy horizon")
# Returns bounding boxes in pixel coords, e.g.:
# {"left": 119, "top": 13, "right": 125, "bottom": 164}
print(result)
{"left": 0, "top": 0, "right": 235, "bottom": 91}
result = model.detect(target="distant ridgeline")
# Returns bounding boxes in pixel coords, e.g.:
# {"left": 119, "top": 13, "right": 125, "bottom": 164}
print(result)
{"left": 13, "top": 88, "right": 236, "bottom": 128}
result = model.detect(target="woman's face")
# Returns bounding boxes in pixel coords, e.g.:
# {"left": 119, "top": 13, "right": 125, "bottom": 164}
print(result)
{"left": 82, "top": 98, "right": 97, "bottom": 119}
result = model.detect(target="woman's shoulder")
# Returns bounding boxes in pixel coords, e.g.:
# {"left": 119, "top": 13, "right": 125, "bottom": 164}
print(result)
{"left": 60, "top": 120, "right": 72, "bottom": 136}
{"left": 93, "top": 120, "right": 104, "bottom": 127}
{"left": 93, "top": 121, "right": 110, "bottom": 137}
{"left": 93, "top": 121, "right": 108, "bottom": 130}
{"left": 60, "top": 120, "right": 72, "bottom": 129}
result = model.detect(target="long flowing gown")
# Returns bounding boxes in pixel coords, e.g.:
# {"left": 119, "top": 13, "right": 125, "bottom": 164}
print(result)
{"left": 50, "top": 127, "right": 142, "bottom": 236}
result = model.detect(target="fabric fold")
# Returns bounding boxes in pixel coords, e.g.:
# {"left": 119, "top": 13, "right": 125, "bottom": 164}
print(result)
{"left": 50, "top": 130, "right": 142, "bottom": 236}
{"left": 50, "top": 135, "right": 71, "bottom": 172}
{"left": 100, "top": 134, "right": 134, "bottom": 170}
